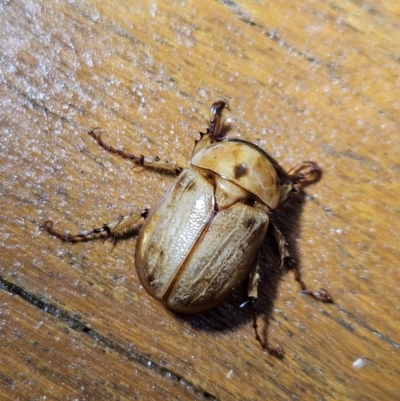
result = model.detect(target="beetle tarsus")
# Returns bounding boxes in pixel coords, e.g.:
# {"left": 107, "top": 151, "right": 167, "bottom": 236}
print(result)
{"left": 264, "top": 342, "right": 284, "bottom": 359}
{"left": 41, "top": 209, "right": 149, "bottom": 243}
{"left": 88, "top": 128, "right": 143, "bottom": 166}
{"left": 248, "top": 297, "right": 264, "bottom": 347}
{"left": 88, "top": 128, "right": 183, "bottom": 175}
{"left": 40, "top": 220, "right": 110, "bottom": 242}
{"left": 304, "top": 287, "right": 333, "bottom": 303}
{"left": 287, "top": 257, "right": 333, "bottom": 303}
{"left": 246, "top": 297, "right": 284, "bottom": 358}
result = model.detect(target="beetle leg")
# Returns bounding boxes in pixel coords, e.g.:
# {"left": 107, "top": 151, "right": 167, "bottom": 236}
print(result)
{"left": 272, "top": 222, "right": 333, "bottom": 303}
{"left": 40, "top": 209, "right": 149, "bottom": 242}
{"left": 242, "top": 262, "right": 284, "bottom": 357}
{"left": 88, "top": 128, "right": 183, "bottom": 175}
{"left": 247, "top": 259, "right": 260, "bottom": 300}
{"left": 246, "top": 297, "right": 284, "bottom": 358}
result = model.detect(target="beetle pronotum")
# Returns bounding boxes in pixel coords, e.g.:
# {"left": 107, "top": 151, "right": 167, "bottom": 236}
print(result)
{"left": 42, "top": 101, "right": 332, "bottom": 357}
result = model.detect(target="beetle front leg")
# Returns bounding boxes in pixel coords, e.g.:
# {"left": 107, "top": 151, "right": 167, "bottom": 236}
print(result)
{"left": 272, "top": 223, "right": 333, "bottom": 303}
{"left": 88, "top": 129, "right": 183, "bottom": 175}
{"left": 41, "top": 209, "right": 149, "bottom": 242}
{"left": 245, "top": 261, "right": 284, "bottom": 358}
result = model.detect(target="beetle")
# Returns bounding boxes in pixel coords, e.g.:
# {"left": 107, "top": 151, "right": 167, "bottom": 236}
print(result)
{"left": 42, "top": 101, "right": 332, "bottom": 357}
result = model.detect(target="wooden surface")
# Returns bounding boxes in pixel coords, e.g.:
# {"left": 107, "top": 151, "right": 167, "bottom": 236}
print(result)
{"left": 1, "top": 1, "right": 399, "bottom": 400}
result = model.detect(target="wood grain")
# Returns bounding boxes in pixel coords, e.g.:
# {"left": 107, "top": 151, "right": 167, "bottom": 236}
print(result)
{"left": 1, "top": 0, "right": 399, "bottom": 400}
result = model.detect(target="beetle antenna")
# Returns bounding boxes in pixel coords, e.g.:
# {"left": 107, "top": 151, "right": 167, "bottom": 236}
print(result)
{"left": 287, "top": 161, "right": 321, "bottom": 188}
{"left": 208, "top": 100, "right": 229, "bottom": 142}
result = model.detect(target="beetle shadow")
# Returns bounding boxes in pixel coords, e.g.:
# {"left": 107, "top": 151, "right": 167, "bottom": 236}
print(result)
{"left": 252, "top": 189, "right": 311, "bottom": 347}
{"left": 176, "top": 177, "right": 316, "bottom": 349}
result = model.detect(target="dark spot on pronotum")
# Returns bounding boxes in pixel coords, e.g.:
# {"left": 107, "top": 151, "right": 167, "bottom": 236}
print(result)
{"left": 234, "top": 163, "right": 248, "bottom": 179}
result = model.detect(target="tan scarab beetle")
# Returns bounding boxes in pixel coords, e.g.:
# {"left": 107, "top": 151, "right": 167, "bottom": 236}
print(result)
{"left": 42, "top": 101, "right": 332, "bottom": 357}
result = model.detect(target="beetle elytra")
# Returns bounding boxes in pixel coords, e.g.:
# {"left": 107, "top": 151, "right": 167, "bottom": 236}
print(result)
{"left": 42, "top": 101, "right": 332, "bottom": 357}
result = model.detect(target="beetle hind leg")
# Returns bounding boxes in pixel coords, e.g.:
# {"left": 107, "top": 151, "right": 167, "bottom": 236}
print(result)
{"left": 272, "top": 222, "right": 333, "bottom": 303}
{"left": 242, "top": 261, "right": 284, "bottom": 357}
{"left": 41, "top": 209, "right": 149, "bottom": 242}
{"left": 244, "top": 297, "right": 284, "bottom": 358}
{"left": 88, "top": 128, "right": 183, "bottom": 175}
